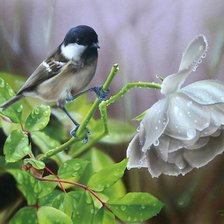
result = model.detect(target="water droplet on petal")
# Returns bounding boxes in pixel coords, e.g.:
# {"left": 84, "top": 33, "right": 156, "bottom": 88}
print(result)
{"left": 202, "top": 52, "right": 207, "bottom": 58}
{"left": 187, "top": 129, "right": 196, "bottom": 139}
{"left": 154, "top": 139, "right": 159, "bottom": 146}
{"left": 198, "top": 58, "right": 202, "bottom": 64}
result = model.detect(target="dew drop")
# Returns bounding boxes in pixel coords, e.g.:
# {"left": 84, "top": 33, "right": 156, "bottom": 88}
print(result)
{"left": 0, "top": 79, "right": 5, "bottom": 88}
{"left": 155, "top": 126, "right": 158, "bottom": 130}
{"left": 198, "top": 58, "right": 202, "bottom": 64}
{"left": 153, "top": 139, "right": 159, "bottom": 146}
{"left": 63, "top": 162, "right": 68, "bottom": 168}
{"left": 202, "top": 52, "right": 207, "bottom": 58}
{"left": 113, "top": 171, "right": 120, "bottom": 177}
{"left": 96, "top": 184, "right": 104, "bottom": 191}
{"left": 16, "top": 105, "right": 23, "bottom": 113}
{"left": 34, "top": 108, "right": 40, "bottom": 114}
{"left": 73, "top": 163, "right": 81, "bottom": 171}
{"left": 8, "top": 89, "right": 14, "bottom": 97}
{"left": 187, "top": 129, "right": 196, "bottom": 139}
{"left": 137, "top": 126, "right": 141, "bottom": 132}
{"left": 187, "top": 101, "right": 192, "bottom": 107}
{"left": 85, "top": 195, "right": 92, "bottom": 204}
{"left": 120, "top": 205, "right": 126, "bottom": 211}
{"left": 43, "top": 110, "right": 49, "bottom": 116}
{"left": 90, "top": 208, "right": 94, "bottom": 214}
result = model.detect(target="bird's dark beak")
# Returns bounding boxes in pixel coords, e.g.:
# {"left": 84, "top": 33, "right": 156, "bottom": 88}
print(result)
{"left": 91, "top": 42, "right": 100, "bottom": 49}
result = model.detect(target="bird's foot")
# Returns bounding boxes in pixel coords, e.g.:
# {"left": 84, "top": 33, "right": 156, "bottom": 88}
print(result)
{"left": 92, "top": 86, "right": 109, "bottom": 101}
{"left": 70, "top": 125, "right": 91, "bottom": 144}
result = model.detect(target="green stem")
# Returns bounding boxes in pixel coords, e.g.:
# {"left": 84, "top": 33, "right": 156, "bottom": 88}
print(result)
{"left": 98, "top": 81, "right": 161, "bottom": 137}
{"left": 76, "top": 64, "right": 119, "bottom": 137}
{"left": 39, "top": 64, "right": 119, "bottom": 161}
{"left": 72, "top": 81, "right": 161, "bottom": 158}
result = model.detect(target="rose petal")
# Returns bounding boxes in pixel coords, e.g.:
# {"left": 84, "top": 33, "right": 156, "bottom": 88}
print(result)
{"left": 160, "top": 69, "right": 191, "bottom": 95}
{"left": 127, "top": 134, "right": 148, "bottom": 168}
{"left": 141, "top": 98, "right": 169, "bottom": 152}
{"left": 181, "top": 80, "right": 224, "bottom": 105}
{"left": 179, "top": 35, "right": 208, "bottom": 72}
{"left": 161, "top": 35, "right": 208, "bottom": 95}
{"left": 165, "top": 93, "right": 210, "bottom": 141}
{"left": 183, "top": 131, "right": 224, "bottom": 168}
{"left": 146, "top": 149, "right": 192, "bottom": 177}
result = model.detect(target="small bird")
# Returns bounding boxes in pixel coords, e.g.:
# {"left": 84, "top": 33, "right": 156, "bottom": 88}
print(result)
{"left": 0, "top": 25, "right": 106, "bottom": 137}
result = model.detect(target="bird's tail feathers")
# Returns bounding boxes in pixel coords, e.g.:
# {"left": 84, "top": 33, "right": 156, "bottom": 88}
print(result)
{"left": 0, "top": 95, "right": 23, "bottom": 110}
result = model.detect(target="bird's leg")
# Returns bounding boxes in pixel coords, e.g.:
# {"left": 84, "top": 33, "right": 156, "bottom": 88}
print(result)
{"left": 57, "top": 104, "right": 90, "bottom": 143}
{"left": 66, "top": 86, "right": 109, "bottom": 102}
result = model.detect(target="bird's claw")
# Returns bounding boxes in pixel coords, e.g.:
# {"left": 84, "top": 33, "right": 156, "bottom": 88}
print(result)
{"left": 93, "top": 86, "right": 109, "bottom": 101}
{"left": 70, "top": 125, "right": 91, "bottom": 144}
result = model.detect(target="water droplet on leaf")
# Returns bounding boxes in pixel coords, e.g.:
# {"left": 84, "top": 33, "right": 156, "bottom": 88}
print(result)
{"left": 0, "top": 79, "right": 5, "bottom": 88}
{"left": 73, "top": 163, "right": 80, "bottom": 171}
{"left": 34, "top": 108, "right": 40, "bottom": 114}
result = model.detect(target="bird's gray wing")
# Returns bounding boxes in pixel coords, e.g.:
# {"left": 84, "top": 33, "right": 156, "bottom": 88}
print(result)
{"left": 17, "top": 58, "right": 77, "bottom": 94}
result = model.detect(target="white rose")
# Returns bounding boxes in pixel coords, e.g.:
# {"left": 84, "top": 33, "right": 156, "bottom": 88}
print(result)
{"left": 127, "top": 35, "right": 224, "bottom": 177}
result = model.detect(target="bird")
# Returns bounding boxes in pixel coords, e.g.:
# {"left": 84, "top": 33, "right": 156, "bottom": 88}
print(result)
{"left": 0, "top": 25, "right": 107, "bottom": 138}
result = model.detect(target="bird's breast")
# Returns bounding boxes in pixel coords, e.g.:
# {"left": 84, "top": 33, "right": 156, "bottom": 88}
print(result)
{"left": 36, "top": 60, "right": 97, "bottom": 103}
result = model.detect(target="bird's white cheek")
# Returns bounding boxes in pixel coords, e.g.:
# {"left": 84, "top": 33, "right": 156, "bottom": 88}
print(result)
{"left": 61, "top": 43, "right": 86, "bottom": 61}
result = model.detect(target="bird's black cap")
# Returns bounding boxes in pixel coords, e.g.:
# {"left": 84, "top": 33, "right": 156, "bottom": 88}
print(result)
{"left": 64, "top": 25, "right": 98, "bottom": 46}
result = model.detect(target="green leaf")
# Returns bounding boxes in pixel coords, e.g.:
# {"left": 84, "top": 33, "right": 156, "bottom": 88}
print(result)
{"left": 72, "top": 191, "right": 95, "bottom": 224}
{"left": 58, "top": 159, "right": 89, "bottom": 182}
{"left": 94, "top": 207, "right": 116, "bottom": 224}
{"left": 88, "top": 159, "right": 127, "bottom": 192}
{"left": 0, "top": 78, "right": 23, "bottom": 123}
{"left": 36, "top": 176, "right": 58, "bottom": 198}
{"left": 4, "top": 129, "right": 30, "bottom": 163}
{"left": 100, "top": 119, "right": 135, "bottom": 144}
{"left": 9, "top": 207, "right": 38, "bottom": 224}
{"left": 37, "top": 206, "right": 72, "bottom": 224}
{"left": 31, "top": 131, "right": 60, "bottom": 152}
{"left": 24, "top": 158, "right": 45, "bottom": 170}
{"left": 52, "top": 194, "right": 73, "bottom": 218}
{"left": 39, "top": 190, "right": 63, "bottom": 207}
{"left": 80, "top": 148, "right": 126, "bottom": 198}
{"left": 107, "top": 192, "right": 164, "bottom": 222}
{"left": 25, "top": 104, "right": 51, "bottom": 132}
{"left": 9, "top": 170, "right": 39, "bottom": 205}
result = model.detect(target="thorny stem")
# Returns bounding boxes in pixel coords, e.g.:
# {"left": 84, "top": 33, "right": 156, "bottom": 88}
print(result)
{"left": 35, "top": 176, "right": 112, "bottom": 212}
{"left": 38, "top": 64, "right": 119, "bottom": 161}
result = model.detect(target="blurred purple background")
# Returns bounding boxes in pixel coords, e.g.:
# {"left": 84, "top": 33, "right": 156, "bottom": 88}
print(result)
{"left": 1, "top": 0, "right": 224, "bottom": 119}
{"left": 1, "top": 1, "right": 224, "bottom": 223}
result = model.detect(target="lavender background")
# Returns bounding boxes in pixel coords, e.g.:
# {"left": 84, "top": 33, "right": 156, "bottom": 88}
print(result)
{"left": 1, "top": 1, "right": 224, "bottom": 223}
